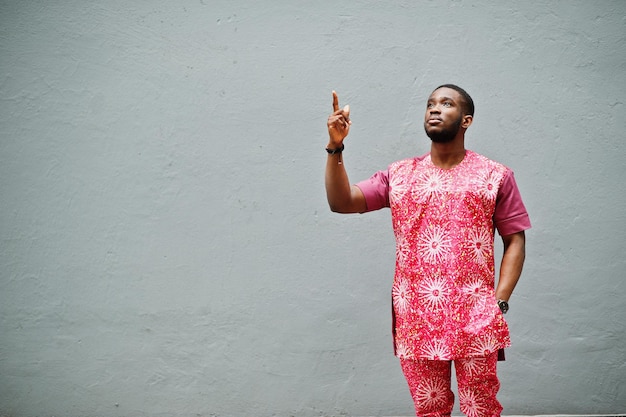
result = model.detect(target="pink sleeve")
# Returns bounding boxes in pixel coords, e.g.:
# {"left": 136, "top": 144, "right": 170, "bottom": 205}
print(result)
{"left": 495, "top": 170, "right": 531, "bottom": 236}
{"left": 355, "top": 170, "right": 390, "bottom": 212}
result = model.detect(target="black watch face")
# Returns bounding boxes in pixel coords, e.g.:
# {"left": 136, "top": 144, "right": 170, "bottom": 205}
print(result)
{"left": 499, "top": 301, "right": 509, "bottom": 314}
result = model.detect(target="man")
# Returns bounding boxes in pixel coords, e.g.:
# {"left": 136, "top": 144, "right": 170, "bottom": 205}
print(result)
{"left": 324, "top": 85, "right": 530, "bottom": 416}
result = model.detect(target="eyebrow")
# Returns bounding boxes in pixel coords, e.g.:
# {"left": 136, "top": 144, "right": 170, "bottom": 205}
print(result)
{"left": 428, "top": 96, "right": 456, "bottom": 102}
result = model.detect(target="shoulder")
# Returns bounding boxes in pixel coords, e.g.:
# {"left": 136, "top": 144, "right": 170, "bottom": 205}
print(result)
{"left": 467, "top": 150, "right": 510, "bottom": 177}
{"left": 389, "top": 153, "right": 430, "bottom": 172}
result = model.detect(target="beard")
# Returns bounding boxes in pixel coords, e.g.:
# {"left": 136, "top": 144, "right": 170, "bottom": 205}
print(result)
{"left": 424, "top": 115, "right": 463, "bottom": 143}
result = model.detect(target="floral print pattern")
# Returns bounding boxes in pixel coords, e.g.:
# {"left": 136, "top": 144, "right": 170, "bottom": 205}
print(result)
{"left": 400, "top": 352, "right": 502, "bottom": 416}
{"left": 389, "top": 151, "right": 511, "bottom": 360}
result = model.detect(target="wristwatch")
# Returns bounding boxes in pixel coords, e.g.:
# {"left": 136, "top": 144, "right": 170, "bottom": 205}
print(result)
{"left": 497, "top": 299, "right": 509, "bottom": 314}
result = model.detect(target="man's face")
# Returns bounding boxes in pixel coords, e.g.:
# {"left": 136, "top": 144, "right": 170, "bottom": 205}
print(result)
{"left": 424, "top": 87, "right": 466, "bottom": 143}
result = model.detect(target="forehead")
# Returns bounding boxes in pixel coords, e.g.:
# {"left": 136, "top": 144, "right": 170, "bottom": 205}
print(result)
{"left": 427, "top": 87, "right": 462, "bottom": 102}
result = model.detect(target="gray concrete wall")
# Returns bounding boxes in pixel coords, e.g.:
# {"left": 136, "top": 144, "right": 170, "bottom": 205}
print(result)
{"left": 1, "top": 1, "right": 625, "bottom": 416}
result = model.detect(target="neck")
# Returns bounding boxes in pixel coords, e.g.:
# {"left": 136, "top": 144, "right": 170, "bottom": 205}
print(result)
{"left": 430, "top": 140, "right": 466, "bottom": 170}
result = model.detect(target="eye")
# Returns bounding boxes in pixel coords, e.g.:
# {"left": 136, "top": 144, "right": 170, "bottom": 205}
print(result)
{"left": 443, "top": 101, "right": 452, "bottom": 107}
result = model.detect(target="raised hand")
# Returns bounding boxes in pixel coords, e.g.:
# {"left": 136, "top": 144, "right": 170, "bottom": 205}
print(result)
{"left": 327, "top": 91, "right": 351, "bottom": 148}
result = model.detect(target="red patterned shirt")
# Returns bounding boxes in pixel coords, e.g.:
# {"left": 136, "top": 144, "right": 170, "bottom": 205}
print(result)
{"left": 356, "top": 151, "right": 531, "bottom": 360}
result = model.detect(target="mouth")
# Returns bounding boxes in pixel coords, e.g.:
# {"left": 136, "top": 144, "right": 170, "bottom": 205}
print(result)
{"left": 427, "top": 117, "right": 443, "bottom": 125}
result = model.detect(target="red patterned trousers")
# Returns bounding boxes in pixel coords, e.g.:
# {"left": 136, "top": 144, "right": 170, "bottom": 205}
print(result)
{"left": 399, "top": 351, "right": 502, "bottom": 417}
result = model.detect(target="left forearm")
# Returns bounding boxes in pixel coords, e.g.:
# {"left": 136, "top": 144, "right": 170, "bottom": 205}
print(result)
{"left": 495, "top": 231, "right": 526, "bottom": 301}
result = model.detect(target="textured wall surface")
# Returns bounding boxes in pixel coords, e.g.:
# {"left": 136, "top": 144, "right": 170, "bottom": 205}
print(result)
{"left": 1, "top": 1, "right": 625, "bottom": 416}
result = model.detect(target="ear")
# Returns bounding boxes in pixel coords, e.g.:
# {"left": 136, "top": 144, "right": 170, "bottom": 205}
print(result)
{"left": 461, "top": 114, "right": 473, "bottom": 129}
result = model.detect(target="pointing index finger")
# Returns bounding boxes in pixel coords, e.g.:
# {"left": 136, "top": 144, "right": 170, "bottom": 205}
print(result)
{"left": 332, "top": 90, "right": 339, "bottom": 112}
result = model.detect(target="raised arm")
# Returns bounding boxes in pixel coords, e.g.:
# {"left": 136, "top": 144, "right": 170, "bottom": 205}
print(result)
{"left": 325, "top": 91, "right": 367, "bottom": 213}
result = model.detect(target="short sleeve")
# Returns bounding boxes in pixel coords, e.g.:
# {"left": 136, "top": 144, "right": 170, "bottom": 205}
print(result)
{"left": 494, "top": 170, "right": 531, "bottom": 236}
{"left": 355, "top": 170, "right": 390, "bottom": 212}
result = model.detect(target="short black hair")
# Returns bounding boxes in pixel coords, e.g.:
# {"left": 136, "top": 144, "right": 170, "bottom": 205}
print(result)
{"left": 433, "top": 84, "right": 474, "bottom": 116}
